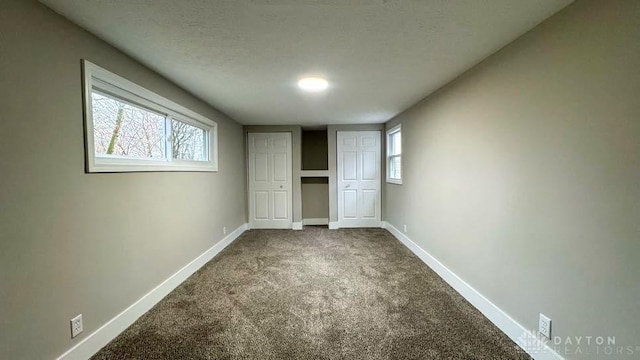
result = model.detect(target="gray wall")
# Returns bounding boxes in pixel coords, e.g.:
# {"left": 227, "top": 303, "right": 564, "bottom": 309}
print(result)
{"left": 384, "top": 0, "right": 640, "bottom": 357}
{"left": 0, "top": 1, "right": 246, "bottom": 359}
{"left": 301, "top": 130, "right": 329, "bottom": 171}
{"left": 302, "top": 179, "right": 329, "bottom": 220}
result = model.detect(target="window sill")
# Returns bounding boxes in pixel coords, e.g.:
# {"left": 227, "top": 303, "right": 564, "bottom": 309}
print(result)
{"left": 88, "top": 159, "right": 217, "bottom": 173}
{"left": 386, "top": 179, "right": 403, "bottom": 185}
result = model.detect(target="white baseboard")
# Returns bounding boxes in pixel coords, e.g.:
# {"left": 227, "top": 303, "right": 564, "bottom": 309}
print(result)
{"left": 56, "top": 223, "right": 249, "bottom": 360}
{"left": 328, "top": 221, "right": 339, "bottom": 230}
{"left": 381, "top": 221, "right": 563, "bottom": 360}
{"left": 302, "top": 218, "right": 329, "bottom": 226}
{"left": 292, "top": 222, "right": 303, "bottom": 230}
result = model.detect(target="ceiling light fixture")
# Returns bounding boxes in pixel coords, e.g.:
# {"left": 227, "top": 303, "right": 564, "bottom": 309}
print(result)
{"left": 297, "top": 77, "right": 329, "bottom": 92}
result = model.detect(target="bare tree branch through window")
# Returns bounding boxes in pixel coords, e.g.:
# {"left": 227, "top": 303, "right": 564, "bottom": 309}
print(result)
{"left": 92, "top": 93, "right": 165, "bottom": 159}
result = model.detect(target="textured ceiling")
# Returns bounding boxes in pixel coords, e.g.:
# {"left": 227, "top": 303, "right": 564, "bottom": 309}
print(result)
{"left": 40, "top": 0, "right": 572, "bottom": 125}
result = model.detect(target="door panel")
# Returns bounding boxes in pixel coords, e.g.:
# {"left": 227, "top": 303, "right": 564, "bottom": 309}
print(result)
{"left": 337, "top": 131, "right": 381, "bottom": 228}
{"left": 343, "top": 152, "right": 358, "bottom": 180}
{"left": 254, "top": 191, "right": 269, "bottom": 220}
{"left": 253, "top": 137, "right": 269, "bottom": 150}
{"left": 343, "top": 190, "right": 358, "bottom": 219}
{"left": 361, "top": 136, "right": 376, "bottom": 147}
{"left": 273, "top": 137, "right": 288, "bottom": 150}
{"left": 362, "top": 151, "right": 376, "bottom": 180}
{"left": 248, "top": 132, "right": 293, "bottom": 229}
{"left": 361, "top": 190, "right": 377, "bottom": 218}
{"left": 342, "top": 135, "right": 357, "bottom": 147}
{"left": 273, "top": 191, "right": 289, "bottom": 220}
{"left": 253, "top": 153, "right": 269, "bottom": 182}
{"left": 272, "top": 153, "right": 287, "bottom": 182}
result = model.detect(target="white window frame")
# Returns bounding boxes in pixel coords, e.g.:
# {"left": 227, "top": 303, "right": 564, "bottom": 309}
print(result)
{"left": 82, "top": 59, "right": 218, "bottom": 173}
{"left": 386, "top": 124, "right": 402, "bottom": 184}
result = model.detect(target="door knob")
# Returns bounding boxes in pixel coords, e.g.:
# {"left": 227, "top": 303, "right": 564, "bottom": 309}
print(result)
{"left": 280, "top": 185, "right": 283, "bottom": 188}
{"left": 345, "top": 184, "right": 350, "bottom": 188}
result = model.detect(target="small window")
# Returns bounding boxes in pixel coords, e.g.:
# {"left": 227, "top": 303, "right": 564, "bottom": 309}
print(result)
{"left": 386, "top": 124, "right": 402, "bottom": 184}
{"left": 82, "top": 60, "right": 217, "bottom": 172}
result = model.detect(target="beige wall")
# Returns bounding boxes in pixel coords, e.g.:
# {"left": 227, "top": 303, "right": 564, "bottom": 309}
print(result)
{"left": 0, "top": 1, "right": 246, "bottom": 359}
{"left": 301, "top": 130, "right": 329, "bottom": 171}
{"left": 384, "top": 0, "right": 640, "bottom": 357}
{"left": 302, "top": 180, "right": 329, "bottom": 220}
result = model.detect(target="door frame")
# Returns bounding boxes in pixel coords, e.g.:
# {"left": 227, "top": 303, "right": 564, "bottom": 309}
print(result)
{"left": 247, "top": 132, "right": 293, "bottom": 229}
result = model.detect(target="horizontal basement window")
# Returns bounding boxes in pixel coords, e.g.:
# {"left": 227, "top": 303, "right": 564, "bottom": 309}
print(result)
{"left": 82, "top": 60, "right": 218, "bottom": 172}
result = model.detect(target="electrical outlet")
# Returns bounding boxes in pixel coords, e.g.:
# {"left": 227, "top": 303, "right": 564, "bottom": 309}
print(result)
{"left": 223, "top": 226, "right": 227, "bottom": 235}
{"left": 539, "top": 313, "right": 552, "bottom": 339}
{"left": 70, "top": 314, "right": 83, "bottom": 338}
{"left": 403, "top": 224, "right": 407, "bottom": 233}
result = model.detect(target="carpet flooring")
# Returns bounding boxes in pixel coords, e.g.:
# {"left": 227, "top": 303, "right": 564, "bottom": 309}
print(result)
{"left": 91, "top": 228, "right": 531, "bottom": 360}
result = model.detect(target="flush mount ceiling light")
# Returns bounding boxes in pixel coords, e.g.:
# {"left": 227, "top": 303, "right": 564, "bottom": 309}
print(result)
{"left": 297, "top": 77, "right": 329, "bottom": 92}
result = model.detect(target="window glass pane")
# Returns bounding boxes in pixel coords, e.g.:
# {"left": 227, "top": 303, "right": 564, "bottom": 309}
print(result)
{"left": 92, "top": 92, "right": 166, "bottom": 159}
{"left": 391, "top": 131, "right": 401, "bottom": 155}
{"left": 172, "top": 119, "right": 207, "bottom": 161}
{"left": 388, "top": 133, "right": 395, "bottom": 155}
{"left": 390, "top": 156, "right": 401, "bottom": 179}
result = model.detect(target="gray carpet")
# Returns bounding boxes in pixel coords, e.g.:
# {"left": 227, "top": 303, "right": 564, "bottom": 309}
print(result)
{"left": 91, "top": 228, "right": 531, "bottom": 360}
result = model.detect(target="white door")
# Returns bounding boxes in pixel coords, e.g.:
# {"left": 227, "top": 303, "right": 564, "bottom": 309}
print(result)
{"left": 248, "top": 132, "right": 293, "bottom": 229}
{"left": 337, "top": 131, "right": 381, "bottom": 228}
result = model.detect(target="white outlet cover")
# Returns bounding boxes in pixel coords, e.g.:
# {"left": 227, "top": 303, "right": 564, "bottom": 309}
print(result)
{"left": 70, "top": 314, "right": 83, "bottom": 338}
{"left": 539, "top": 313, "right": 551, "bottom": 339}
